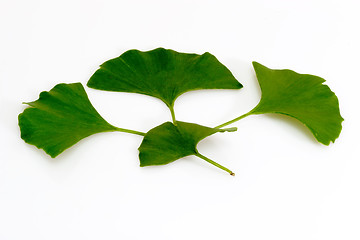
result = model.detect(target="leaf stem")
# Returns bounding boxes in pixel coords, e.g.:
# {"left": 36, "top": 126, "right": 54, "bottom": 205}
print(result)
{"left": 114, "top": 127, "right": 146, "bottom": 136}
{"left": 195, "top": 152, "right": 235, "bottom": 176}
{"left": 170, "top": 105, "right": 177, "bottom": 125}
{"left": 215, "top": 112, "right": 252, "bottom": 129}
{"left": 217, "top": 127, "right": 238, "bottom": 132}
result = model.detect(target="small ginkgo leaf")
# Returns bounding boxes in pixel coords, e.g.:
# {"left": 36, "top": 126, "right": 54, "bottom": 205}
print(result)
{"left": 138, "top": 121, "right": 236, "bottom": 175}
{"left": 250, "top": 62, "right": 343, "bottom": 145}
{"left": 18, "top": 83, "right": 119, "bottom": 157}
{"left": 87, "top": 48, "right": 242, "bottom": 120}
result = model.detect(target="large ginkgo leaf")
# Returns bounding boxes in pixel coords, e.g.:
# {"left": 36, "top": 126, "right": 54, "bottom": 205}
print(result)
{"left": 18, "top": 83, "right": 118, "bottom": 157}
{"left": 87, "top": 48, "right": 242, "bottom": 114}
{"left": 250, "top": 62, "right": 343, "bottom": 145}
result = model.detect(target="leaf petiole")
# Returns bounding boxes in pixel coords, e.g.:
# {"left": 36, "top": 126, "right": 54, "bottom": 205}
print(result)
{"left": 114, "top": 127, "right": 146, "bottom": 136}
{"left": 170, "top": 105, "right": 177, "bottom": 125}
{"left": 215, "top": 111, "right": 252, "bottom": 129}
{"left": 195, "top": 152, "right": 235, "bottom": 176}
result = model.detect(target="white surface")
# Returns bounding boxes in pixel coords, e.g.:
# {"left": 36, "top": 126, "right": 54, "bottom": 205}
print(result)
{"left": 1, "top": 0, "right": 359, "bottom": 239}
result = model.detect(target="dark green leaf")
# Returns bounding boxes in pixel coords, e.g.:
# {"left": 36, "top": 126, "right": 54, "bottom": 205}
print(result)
{"left": 250, "top": 62, "right": 343, "bottom": 145}
{"left": 138, "top": 121, "right": 236, "bottom": 166}
{"left": 87, "top": 48, "right": 242, "bottom": 110}
{"left": 18, "top": 83, "right": 118, "bottom": 157}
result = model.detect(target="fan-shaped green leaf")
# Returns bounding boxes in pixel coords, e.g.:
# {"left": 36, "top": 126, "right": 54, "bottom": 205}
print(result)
{"left": 87, "top": 48, "right": 242, "bottom": 113}
{"left": 18, "top": 83, "right": 118, "bottom": 157}
{"left": 250, "top": 62, "right": 343, "bottom": 145}
{"left": 138, "top": 121, "right": 236, "bottom": 174}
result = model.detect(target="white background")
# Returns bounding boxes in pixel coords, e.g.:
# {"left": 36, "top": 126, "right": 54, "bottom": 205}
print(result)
{"left": 1, "top": 0, "right": 359, "bottom": 239}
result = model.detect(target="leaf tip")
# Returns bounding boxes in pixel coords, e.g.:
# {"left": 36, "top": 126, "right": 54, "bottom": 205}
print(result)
{"left": 252, "top": 61, "right": 268, "bottom": 72}
{"left": 235, "top": 81, "right": 243, "bottom": 89}
{"left": 252, "top": 61, "right": 260, "bottom": 67}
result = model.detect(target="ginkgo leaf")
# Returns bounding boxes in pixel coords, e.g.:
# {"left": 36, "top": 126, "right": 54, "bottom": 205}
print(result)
{"left": 138, "top": 121, "right": 236, "bottom": 175}
{"left": 18, "top": 83, "right": 121, "bottom": 157}
{"left": 87, "top": 48, "right": 242, "bottom": 120}
{"left": 249, "top": 62, "right": 343, "bottom": 145}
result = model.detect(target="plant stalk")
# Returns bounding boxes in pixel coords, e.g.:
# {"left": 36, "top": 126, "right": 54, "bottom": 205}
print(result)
{"left": 195, "top": 152, "right": 235, "bottom": 176}
{"left": 215, "top": 112, "right": 252, "bottom": 129}
{"left": 114, "top": 127, "right": 146, "bottom": 136}
{"left": 170, "top": 105, "right": 177, "bottom": 125}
